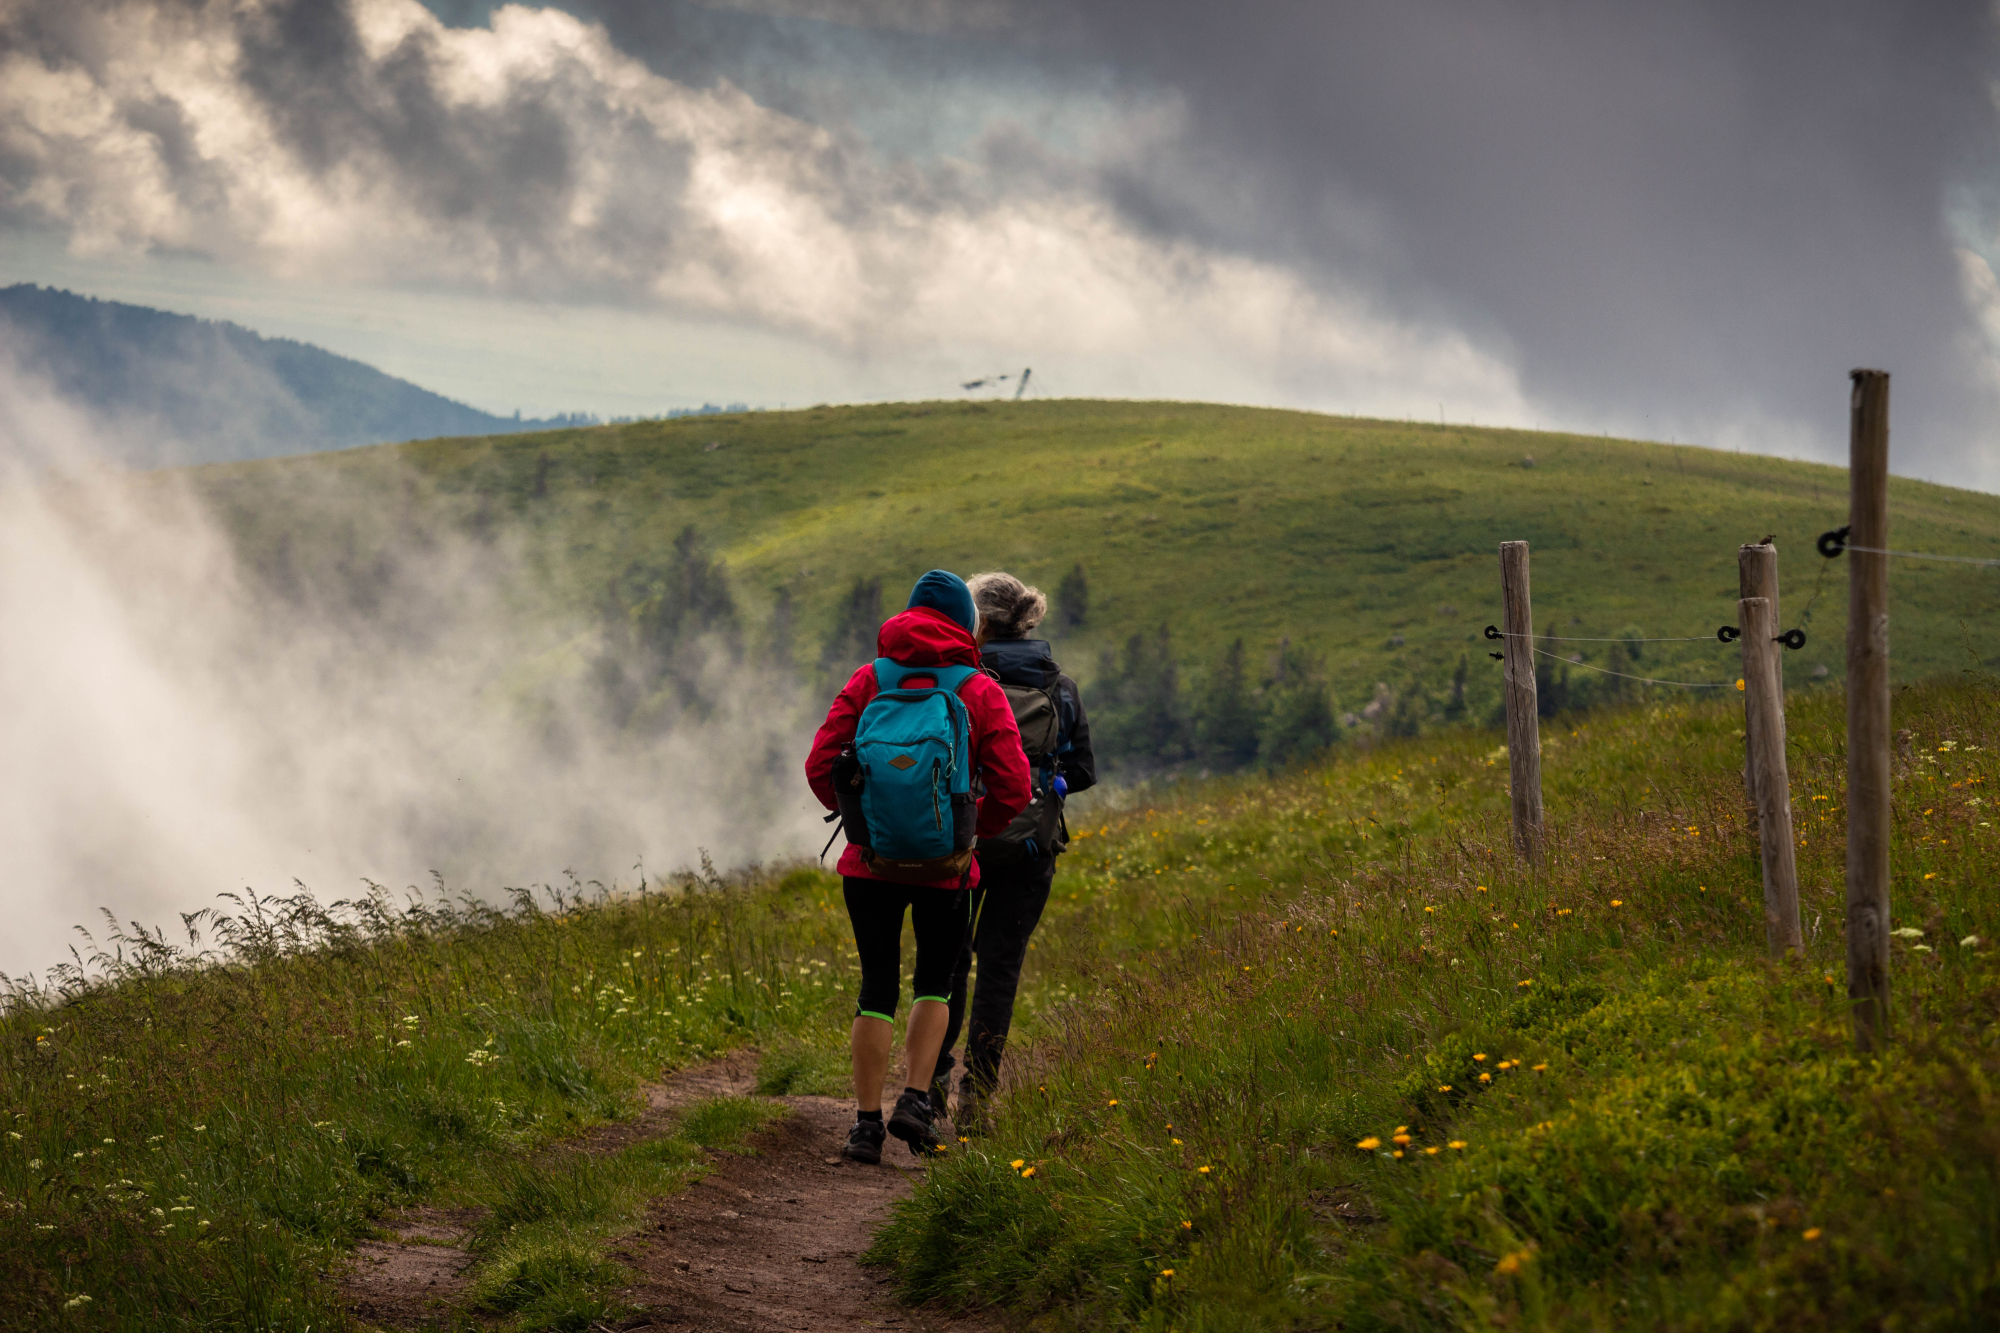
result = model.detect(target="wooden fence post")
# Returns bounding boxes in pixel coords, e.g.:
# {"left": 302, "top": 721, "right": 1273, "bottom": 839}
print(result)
{"left": 1499, "top": 541, "right": 1544, "bottom": 860}
{"left": 1739, "top": 594, "right": 1803, "bottom": 956}
{"left": 1738, "top": 542, "right": 1779, "bottom": 810}
{"left": 1846, "top": 369, "right": 1892, "bottom": 1049}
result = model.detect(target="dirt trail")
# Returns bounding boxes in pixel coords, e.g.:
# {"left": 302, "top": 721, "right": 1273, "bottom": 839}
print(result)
{"left": 345, "top": 1052, "right": 990, "bottom": 1332}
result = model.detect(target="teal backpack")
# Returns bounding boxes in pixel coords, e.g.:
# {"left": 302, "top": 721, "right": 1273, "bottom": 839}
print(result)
{"left": 830, "top": 659, "right": 980, "bottom": 884}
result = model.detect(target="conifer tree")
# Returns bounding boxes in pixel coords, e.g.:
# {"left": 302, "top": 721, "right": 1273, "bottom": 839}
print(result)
{"left": 1194, "top": 638, "right": 1261, "bottom": 770}
{"left": 1056, "top": 563, "right": 1088, "bottom": 630}
{"left": 1260, "top": 641, "right": 1338, "bottom": 767}
{"left": 819, "top": 576, "right": 883, "bottom": 679}
{"left": 1093, "top": 626, "right": 1190, "bottom": 770}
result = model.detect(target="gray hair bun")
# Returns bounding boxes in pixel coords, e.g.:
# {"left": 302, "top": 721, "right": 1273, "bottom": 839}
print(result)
{"left": 967, "top": 571, "right": 1047, "bottom": 639}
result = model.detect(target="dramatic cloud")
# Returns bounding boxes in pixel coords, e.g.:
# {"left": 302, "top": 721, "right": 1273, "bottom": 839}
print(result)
{"left": 1022, "top": 0, "right": 2000, "bottom": 477}
{"left": 5, "top": 0, "right": 2000, "bottom": 467}
{"left": 0, "top": 0, "right": 1528, "bottom": 421}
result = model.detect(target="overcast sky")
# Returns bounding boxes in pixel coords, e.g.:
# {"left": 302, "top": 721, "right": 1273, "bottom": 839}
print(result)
{"left": 4, "top": 0, "right": 1999, "bottom": 483}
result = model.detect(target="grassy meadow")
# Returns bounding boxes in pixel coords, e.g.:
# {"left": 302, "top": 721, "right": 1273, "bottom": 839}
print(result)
{"left": 875, "top": 675, "right": 2000, "bottom": 1330}
{"left": 9, "top": 403, "right": 2000, "bottom": 1328}
{"left": 175, "top": 400, "right": 2000, "bottom": 717}
{"left": 7, "top": 673, "right": 2000, "bottom": 1328}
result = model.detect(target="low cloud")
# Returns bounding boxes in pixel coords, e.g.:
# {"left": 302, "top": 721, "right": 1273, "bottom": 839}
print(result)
{"left": 0, "top": 350, "right": 819, "bottom": 983}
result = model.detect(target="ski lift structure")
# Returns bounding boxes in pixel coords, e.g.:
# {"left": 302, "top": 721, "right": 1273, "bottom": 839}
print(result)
{"left": 959, "top": 367, "right": 1033, "bottom": 400}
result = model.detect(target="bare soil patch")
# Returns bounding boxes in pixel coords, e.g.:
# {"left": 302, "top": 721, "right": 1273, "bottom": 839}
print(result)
{"left": 344, "top": 1206, "right": 481, "bottom": 1329}
{"left": 343, "top": 1052, "right": 990, "bottom": 1333}
{"left": 616, "top": 1093, "right": 988, "bottom": 1333}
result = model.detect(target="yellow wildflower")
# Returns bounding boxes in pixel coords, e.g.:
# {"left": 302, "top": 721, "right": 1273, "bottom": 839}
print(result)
{"left": 1356, "top": 1137, "right": 1381, "bottom": 1151}
{"left": 1803, "top": 1228, "right": 1823, "bottom": 1241}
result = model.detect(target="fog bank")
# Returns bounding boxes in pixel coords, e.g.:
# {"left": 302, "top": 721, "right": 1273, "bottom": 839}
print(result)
{"left": 0, "top": 361, "right": 819, "bottom": 983}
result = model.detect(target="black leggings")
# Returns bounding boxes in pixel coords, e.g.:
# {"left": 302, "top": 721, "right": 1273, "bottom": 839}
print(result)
{"left": 938, "top": 853, "right": 1055, "bottom": 1094}
{"left": 843, "top": 877, "right": 971, "bottom": 1021}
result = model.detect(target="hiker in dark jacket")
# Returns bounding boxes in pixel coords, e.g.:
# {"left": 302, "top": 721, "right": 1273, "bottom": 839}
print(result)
{"left": 934, "top": 571, "right": 1096, "bottom": 1129}
{"left": 805, "top": 570, "right": 1032, "bottom": 1163}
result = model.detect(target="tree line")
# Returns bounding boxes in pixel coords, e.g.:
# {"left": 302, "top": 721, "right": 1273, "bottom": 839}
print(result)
{"left": 589, "top": 536, "right": 1675, "bottom": 777}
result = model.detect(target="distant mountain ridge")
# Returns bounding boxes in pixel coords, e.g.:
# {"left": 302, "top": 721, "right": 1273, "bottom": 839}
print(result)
{"left": 0, "top": 284, "right": 591, "bottom": 466}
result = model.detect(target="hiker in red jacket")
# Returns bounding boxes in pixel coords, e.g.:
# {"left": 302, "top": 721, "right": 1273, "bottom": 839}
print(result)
{"left": 805, "top": 570, "right": 1032, "bottom": 1162}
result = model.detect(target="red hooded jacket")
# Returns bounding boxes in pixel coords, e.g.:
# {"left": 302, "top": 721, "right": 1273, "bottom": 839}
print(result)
{"left": 806, "top": 608, "right": 1032, "bottom": 888}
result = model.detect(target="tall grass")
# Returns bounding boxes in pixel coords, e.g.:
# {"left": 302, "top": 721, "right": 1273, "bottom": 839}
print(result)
{"left": 874, "top": 677, "right": 2000, "bottom": 1329}
{"left": 0, "top": 860, "right": 853, "bottom": 1330}
{"left": 10, "top": 676, "right": 1999, "bottom": 1328}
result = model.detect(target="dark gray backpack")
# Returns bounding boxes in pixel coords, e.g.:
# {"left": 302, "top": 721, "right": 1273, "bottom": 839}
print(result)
{"left": 980, "top": 672, "right": 1067, "bottom": 863}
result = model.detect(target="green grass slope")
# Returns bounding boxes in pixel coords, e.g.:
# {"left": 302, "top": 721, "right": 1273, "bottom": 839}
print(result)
{"left": 189, "top": 400, "right": 2000, "bottom": 720}
{"left": 8, "top": 678, "right": 1999, "bottom": 1329}
{"left": 874, "top": 677, "right": 2000, "bottom": 1331}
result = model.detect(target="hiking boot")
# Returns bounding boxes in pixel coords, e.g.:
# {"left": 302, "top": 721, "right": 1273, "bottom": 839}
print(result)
{"left": 929, "top": 1052, "right": 957, "bottom": 1118}
{"left": 886, "top": 1088, "right": 943, "bottom": 1158}
{"left": 841, "top": 1117, "right": 885, "bottom": 1165}
{"left": 954, "top": 1081, "right": 995, "bottom": 1138}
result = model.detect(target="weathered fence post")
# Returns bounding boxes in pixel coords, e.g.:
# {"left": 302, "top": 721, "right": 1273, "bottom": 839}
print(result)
{"left": 1738, "top": 541, "right": 1779, "bottom": 810}
{"left": 1499, "top": 541, "right": 1544, "bottom": 860}
{"left": 1738, "top": 593, "right": 1803, "bottom": 956}
{"left": 1846, "top": 369, "right": 1892, "bottom": 1049}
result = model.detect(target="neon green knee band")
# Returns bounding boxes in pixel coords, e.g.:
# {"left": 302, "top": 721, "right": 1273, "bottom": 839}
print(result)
{"left": 856, "top": 1009, "right": 894, "bottom": 1023}
{"left": 912, "top": 995, "right": 949, "bottom": 1004}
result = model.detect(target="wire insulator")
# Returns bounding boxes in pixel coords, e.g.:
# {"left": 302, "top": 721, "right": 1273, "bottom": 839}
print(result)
{"left": 1717, "top": 625, "right": 1741, "bottom": 643}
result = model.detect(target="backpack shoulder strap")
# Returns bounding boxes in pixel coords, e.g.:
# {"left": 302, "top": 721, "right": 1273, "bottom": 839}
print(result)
{"left": 873, "top": 659, "right": 978, "bottom": 694}
{"left": 934, "top": 664, "right": 978, "bottom": 694}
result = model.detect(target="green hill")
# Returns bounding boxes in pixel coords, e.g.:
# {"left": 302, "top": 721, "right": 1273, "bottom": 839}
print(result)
{"left": 184, "top": 399, "right": 2000, "bottom": 752}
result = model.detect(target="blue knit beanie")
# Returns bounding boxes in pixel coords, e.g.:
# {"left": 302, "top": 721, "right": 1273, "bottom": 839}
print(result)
{"left": 906, "top": 569, "right": 976, "bottom": 633}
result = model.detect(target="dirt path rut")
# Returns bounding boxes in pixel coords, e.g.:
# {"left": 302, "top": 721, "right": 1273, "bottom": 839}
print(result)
{"left": 345, "top": 1053, "right": 990, "bottom": 1333}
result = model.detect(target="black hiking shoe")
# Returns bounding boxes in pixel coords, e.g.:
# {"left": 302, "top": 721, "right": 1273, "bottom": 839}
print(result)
{"left": 954, "top": 1081, "right": 995, "bottom": 1138}
{"left": 887, "top": 1088, "right": 942, "bottom": 1158}
{"left": 842, "top": 1117, "right": 885, "bottom": 1165}
{"left": 929, "top": 1052, "right": 957, "bottom": 1119}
